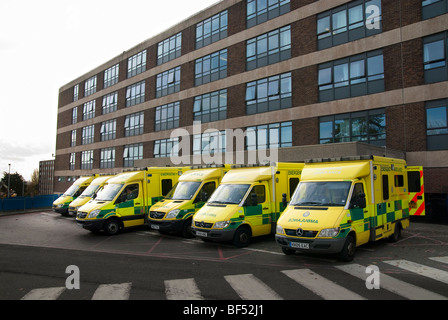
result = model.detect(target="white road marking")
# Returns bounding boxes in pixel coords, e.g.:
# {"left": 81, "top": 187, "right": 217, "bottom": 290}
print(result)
{"left": 282, "top": 269, "right": 366, "bottom": 300}
{"left": 165, "top": 278, "right": 204, "bottom": 300}
{"left": 21, "top": 287, "right": 66, "bottom": 300}
{"left": 384, "top": 260, "right": 448, "bottom": 285}
{"left": 91, "top": 283, "right": 132, "bottom": 300}
{"left": 224, "top": 274, "right": 283, "bottom": 300}
{"left": 337, "top": 264, "right": 447, "bottom": 300}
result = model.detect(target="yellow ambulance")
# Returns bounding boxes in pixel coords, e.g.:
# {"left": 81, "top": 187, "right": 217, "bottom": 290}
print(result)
{"left": 192, "top": 163, "right": 304, "bottom": 247}
{"left": 76, "top": 167, "right": 188, "bottom": 235}
{"left": 68, "top": 175, "right": 113, "bottom": 216}
{"left": 275, "top": 156, "right": 423, "bottom": 261}
{"left": 148, "top": 165, "right": 230, "bottom": 238}
{"left": 53, "top": 175, "right": 98, "bottom": 215}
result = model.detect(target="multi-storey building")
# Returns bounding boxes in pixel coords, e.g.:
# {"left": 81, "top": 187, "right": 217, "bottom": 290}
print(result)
{"left": 39, "top": 160, "right": 54, "bottom": 195}
{"left": 55, "top": 0, "right": 448, "bottom": 221}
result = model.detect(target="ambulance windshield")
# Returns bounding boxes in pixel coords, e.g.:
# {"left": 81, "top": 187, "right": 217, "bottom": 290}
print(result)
{"left": 79, "top": 184, "right": 100, "bottom": 198}
{"left": 208, "top": 184, "right": 250, "bottom": 205}
{"left": 96, "top": 184, "right": 124, "bottom": 201}
{"left": 165, "top": 181, "right": 201, "bottom": 200}
{"left": 63, "top": 185, "right": 80, "bottom": 197}
{"left": 290, "top": 181, "right": 352, "bottom": 207}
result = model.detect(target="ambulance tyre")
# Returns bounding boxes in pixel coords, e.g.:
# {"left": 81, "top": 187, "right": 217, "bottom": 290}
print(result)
{"left": 281, "top": 247, "right": 295, "bottom": 255}
{"left": 388, "top": 222, "right": 402, "bottom": 243}
{"left": 104, "top": 218, "right": 121, "bottom": 236}
{"left": 181, "top": 218, "right": 194, "bottom": 238}
{"left": 339, "top": 234, "right": 356, "bottom": 262}
{"left": 232, "top": 226, "right": 251, "bottom": 248}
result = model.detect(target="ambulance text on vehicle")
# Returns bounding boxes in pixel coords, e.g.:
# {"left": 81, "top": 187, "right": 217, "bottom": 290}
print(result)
{"left": 53, "top": 175, "right": 98, "bottom": 215}
{"left": 148, "top": 165, "right": 230, "bottom": 237}
{"left": 191, "top": 163, "right": 304, "bottom": 247}
{"left": 76, "top": 167, "right": 188, "bottom": 235}
{"left": 275, "top": 156, "right": 423, "bottom": 261}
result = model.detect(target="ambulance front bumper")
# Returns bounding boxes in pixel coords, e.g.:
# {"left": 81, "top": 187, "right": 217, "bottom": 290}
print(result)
{"left": 149, "top": 219, "right": 184, "bottom": 233}
{"left": 76, "top": 218, "right": 105, "bottom": 232}
{"left": 275, "top": 234, "right": 346, "bottom": 254}
{"left": 191, "top": 227, "right": 235, "bottom": 242}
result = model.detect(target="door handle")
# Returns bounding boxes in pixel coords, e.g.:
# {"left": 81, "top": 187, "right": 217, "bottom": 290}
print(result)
{"left": 263, "top": 207, "right": 269, "bottom": 210}
{"left": 135, "top": 202, "right": 141, "bottom": 205}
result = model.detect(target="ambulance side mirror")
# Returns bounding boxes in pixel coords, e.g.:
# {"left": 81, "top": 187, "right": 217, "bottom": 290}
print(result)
{"left": 282, "top": 193, "right": 287, "bottom": 208}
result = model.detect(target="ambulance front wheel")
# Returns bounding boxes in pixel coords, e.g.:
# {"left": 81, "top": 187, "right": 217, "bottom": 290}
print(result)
{"left": 104, "top": 218, "right": 122, "bottom": 236}
{"left": 181, "top": 218, "right": 194, "bottom": 238}
{"left": 232, "top": 226, "right": 251, "bottom": 248}
{"left": 281, "top": 247, "right": 295, "bottom": 255}
{"left": 339, "top": 234, "right": 356, "bottom": 262}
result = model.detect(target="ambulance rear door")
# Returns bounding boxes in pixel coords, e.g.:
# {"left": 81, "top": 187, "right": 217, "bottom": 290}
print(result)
{"left": 407, "top": 167, "right": 425, "bottom": 216}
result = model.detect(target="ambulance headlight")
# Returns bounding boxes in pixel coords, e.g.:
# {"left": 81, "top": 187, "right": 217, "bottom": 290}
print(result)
{"left": 89, "top": 210, "right": 101, "bottom": 219}
{"left": 276, "top": 225, "right": 285, "bottom": 235}
{"left": 166, "top": 209, "right": 180, "bottom": 219}
{"left": 213, "top": 221, "right": 230, "bottom": 229}
{"left": 57, "top": 203, "right": 64, "bottom": 208}
{"left": 318, "top": 228, "right": 340, "bottom": 238}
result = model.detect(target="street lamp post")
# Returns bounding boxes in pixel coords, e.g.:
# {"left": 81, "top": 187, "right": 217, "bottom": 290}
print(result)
{"left": 7, "top": 164, "right": 11, "bottom": 198}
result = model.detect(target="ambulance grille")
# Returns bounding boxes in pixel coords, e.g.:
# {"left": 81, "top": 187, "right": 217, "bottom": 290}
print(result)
{"left": 194, "top": 221, "right": 214, "bottom": 229}
{"left": 77, "top": 212, "right": 88, "bottom": 219}
{"left": 285, "top": 229, "right": 318, "bottom": 238}
{"left": 150, "top": 211, "right": 166, "bottom": 219}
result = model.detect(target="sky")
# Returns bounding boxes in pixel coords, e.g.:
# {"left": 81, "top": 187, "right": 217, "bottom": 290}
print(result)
{"left": 0, "top": 0, "right": 219, "bottom": 181}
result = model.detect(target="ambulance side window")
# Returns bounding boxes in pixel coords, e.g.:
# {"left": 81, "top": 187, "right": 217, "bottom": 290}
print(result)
{"left": 350, "top": 183, "right": 366, "bottom": 209}
{"left": 194, "top": 182, "right": 216, "bottom": 203}
{"left": 245, "top": 185, "right": 266, "bottom": 206}
{"left": 161, "top": 179, "right": 173, "bottom": 196}
{"left": 117, "top": 184, "right": 139, "bottom": 204}
{"left": 75, "top": 187, "right": 87, "bottom": 197}
{"left": 408, "top": 171, "right": 421, "bottom": 193}
{"left": 289, "top": 178, "right": 300, "bottom": 197}
{"left": 382, "top": 175, "right": 389, "bottom": 201}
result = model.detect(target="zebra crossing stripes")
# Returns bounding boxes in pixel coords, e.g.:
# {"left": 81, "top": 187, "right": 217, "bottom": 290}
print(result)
{"left": 165, "top": 278, "right": 204, "bottom": 300}
{"left": 224, "top": 274, "right": 283, "bottom": 300}
{"left": 21, "top": 287, "right": 66, "bottom": 300}
{"left": 429, "top": 256, "right": 448, "bottom": 265}
{"left": 91, "top": 283, "right": 132, "bottom": 300}
{"left": 336, "top": 264, "right": 447, "bottom": 300}
{"left": 384, "top": 260, "right": 448, "bottom": 285}
{"left": 282, "top": 269, "right": 365, "bottom": 300}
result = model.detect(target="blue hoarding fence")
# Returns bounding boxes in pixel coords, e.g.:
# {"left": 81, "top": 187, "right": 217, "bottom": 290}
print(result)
{"left": 0, "top": 194, "right": 62, "bottom": 212}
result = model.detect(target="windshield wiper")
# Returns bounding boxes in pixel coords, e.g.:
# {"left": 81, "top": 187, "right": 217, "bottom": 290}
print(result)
{"left": 292, "top": 201, "right": 324, "bottom": 206}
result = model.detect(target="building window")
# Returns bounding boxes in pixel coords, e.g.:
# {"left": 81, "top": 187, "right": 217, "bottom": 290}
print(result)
{"left": 246, "top": 25, "right": 291, "bottom": 71}
{"left": 71, "top": 130, "right": 77, "bottom": 147}
{"left": 126, "top": 81, "right": 145, "bottom": 107}
{"left": 246, "top": 72, "right": 292, "bottom": 115}
{"left": 83, "top": 100, "right": 96, "bottom": 121}
{"left": 128, "top": 50, "right": 147, "bottom": 78}
{"left": 155, "top": 102, "right": 180, "bottom": 132}
{"left": 124, "top": 112, "right": 144, "bottom": 137}
{"left": 247, "top": 0, "right": 290, "bottom": 28}
{"left": 426, "top": 99, "right": 448, "bottom": 150}
{"left": 102, "top": 92, "right": 118, "bottom": 115}
{"left": 73, "top": 85, "right": 79, "bottom": 102}
{"left": 72, "top": 107, "right": 78, "bottom": 125}
{"left": 123, "top": 143, "right": 143, "bottom": 168}
{"left": 196, "top": 10, "right": 228, "bottom": 49}
{"left": 318, "top": 50, "right": 384, "bottom": 102}
{"left": 104, "top": 64, "right": 119, "bottom": 88}
{"left": 193, "top": 131, "right": 226, "bottom": 155}
{"left": 194, "top": 89, "right": 227, "bottom": 123}
{"left": 246, "top": 122, "right": 292, "bottom": 150}
{"left": 81, "top": 150, "right": 94, "bottom": 170}
{"left": 423, "top": 33, "right": 447, "bottom": 84}
{"left": 100, "top": 148, "right": 115, "bottom": 169}
{"left": 317, "top": 0, "right": 382, "bottom": 50}
{"left": 195, "top": 49, "right": 227, "bottom": 86}
{"left": 422, "top": 0, "right": 448, "bottom": 20}
{"left": 156, "top": 66, "right": 181, "bottom": 98}
{"left": 319, "top": 108, "right": 386, "bottom": 146}
{"left": 154, "top": 138, "right": 179, "bottom": 158}
{"left": 84, "top": 76, "right": 97, "bottom": 97}
{"left": 69, "top": 153, "right": 76, "bottom": 171}
{"left": 82, "top": 125, "right": 95, "bottom": 145}
{"left": 100, "top": 119, "right": 116, "bottom": 142}
{"left": 158, "top": 32, "right": 182, "bottom": 65}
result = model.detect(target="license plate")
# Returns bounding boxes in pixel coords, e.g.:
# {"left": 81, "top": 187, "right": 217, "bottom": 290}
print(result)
{"left": 151, "top": 224, "right": 160, "bottom": 230}
{"left": 290, "top": 242, "right": 309, "bottom": 249}
{"left": 196, "top": 231, "right": 208, "bottom": 237}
